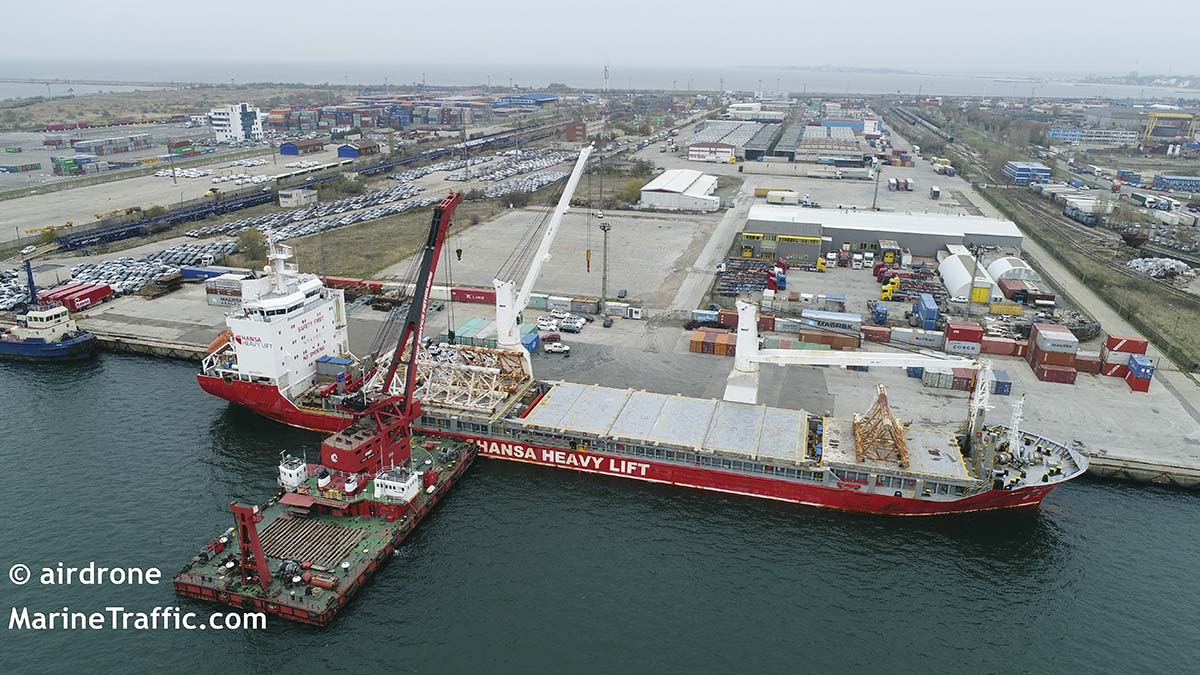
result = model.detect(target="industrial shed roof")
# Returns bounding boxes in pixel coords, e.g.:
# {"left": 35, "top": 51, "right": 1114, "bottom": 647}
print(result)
{"left": 690, "top": 120, "right": 763, "bottom": 147}
{"left": 746, "top": 205, "right": 1023, "bottom": 240}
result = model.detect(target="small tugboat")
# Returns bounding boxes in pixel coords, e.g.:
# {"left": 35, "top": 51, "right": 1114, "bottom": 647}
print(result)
{"left": 0, "top": 259, "right": 97, "bottom": 361}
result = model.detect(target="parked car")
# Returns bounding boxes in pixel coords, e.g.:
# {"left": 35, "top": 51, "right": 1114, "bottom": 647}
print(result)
{"left": 544, "top": 342, "right": 571, "bottom": 354}
{"left": 602, "top": 317, "right": 614, "bottom": 328}
{"left": 429, "top": 301, "right": 444, "bottom": 312}
{"left": 537, "top": 318, "right": 558, "bottom": 331}
{"left": 549, "top": 309, "right": 570, "bottom": 320}
{"left": 541, "top": 332, "right": 562, "bottom": 342}
{"left": 20, "top": 245, "right": 37, "bottom": 255}
{"left": 617, "top": 289, "right": 628, "bottom": 298}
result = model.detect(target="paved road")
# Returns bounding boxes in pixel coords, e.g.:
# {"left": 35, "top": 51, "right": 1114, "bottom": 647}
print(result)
{"left": 668, "top": 187, "right": 755, "bottom": 312}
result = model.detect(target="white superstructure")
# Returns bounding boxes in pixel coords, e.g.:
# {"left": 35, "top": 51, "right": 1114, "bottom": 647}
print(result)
{"left": 205, "top": 244, "right": 349, "bottom": 398}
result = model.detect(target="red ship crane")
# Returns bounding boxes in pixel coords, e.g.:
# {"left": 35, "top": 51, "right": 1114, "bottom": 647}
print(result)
{"left": 320, "top": 192, "right": 463, "bottom": 475}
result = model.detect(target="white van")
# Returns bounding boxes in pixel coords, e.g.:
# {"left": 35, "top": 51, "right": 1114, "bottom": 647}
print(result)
{"left": 851, "top": 253, "right": 864, "bottom": 269}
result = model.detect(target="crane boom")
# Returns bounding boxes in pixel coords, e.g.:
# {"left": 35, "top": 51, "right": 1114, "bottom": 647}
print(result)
{"left": 319, "top": 192, "right": 462, "bottom": 476}
{"left": 724, "top": 299, "right": 986, "bottom": 405}
{"left": 494, "top": 145, "right": 593, "bottom": 365}
{"left": 383, "top": 192, "right": 463, "bottom": 404}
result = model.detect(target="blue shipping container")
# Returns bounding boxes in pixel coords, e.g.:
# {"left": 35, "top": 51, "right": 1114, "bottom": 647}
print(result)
{"left": 906, "top": 366, "right": 924, "bottom": 378}
{"left": 991, "top": 369, "right": 1012, "bottom": 396}
{"left": 521, "top": 332, "right": 541, "bottom": 353}
{"left": 180, "top": 266, "right": 227, "bottom": 280}
{"left": 1127, "top": 353, "right": 1154, "bottom": 379}
{"left": 917, "top": 294, "right": 938, "bottom": 321}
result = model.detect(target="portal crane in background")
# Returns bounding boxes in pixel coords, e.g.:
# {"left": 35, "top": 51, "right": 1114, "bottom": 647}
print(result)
{"left": 493, "top": 144, "right": 593, "bottom": 375}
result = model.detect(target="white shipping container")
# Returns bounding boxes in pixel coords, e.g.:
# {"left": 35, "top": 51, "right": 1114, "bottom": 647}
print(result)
{"left": 1036, "top": 331, "right": 1078, "bottom": 354}
{"left": 944, "top": 339, "right": 982, "bottom": 356}
{"left": 892, "top": 328, "right": 944, "bottom": 348}
{"left": 547, "top": 295, "right": 572, "bottom": 311}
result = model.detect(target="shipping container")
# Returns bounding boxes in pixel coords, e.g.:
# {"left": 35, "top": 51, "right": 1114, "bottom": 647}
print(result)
{"left": 980, "top": 336, "right": 1017, "bottom": 356}
{"left": 944, "top": 321, "right": 984, "bottom": 343}
{"left": 1104, "top": 334, "right": 1148, "bottom": 355}
{"left": 861, "top": 325, "right": 891, "bottom": 343}
{"left": 1127, "top": 354, "right": 1155, "bottom": 379}
{"left": 800, "top": 309, "right": 862, "bottom": 332}
{"left": 1035, "top": 364, "right": 1077, "bottom": 384}
{"left": 717, "top": 308, "right": 739, "bottom": 329}
{"left": 890, "top": 327, "right": 943, "bottom": 348}
{"left": 944, "top": 339, "right": 982, "bottom": 356}
{"left": 1073, "top": 353, "right": 1102, "bottom": 375}
{"left": 1103, "top": 363, "right": 1129, "bottom": 378}
{"left": 58, "top": 283, "right": 113, "bottom": 311}
{"left": 758, "top": 314, "right": 776, "bottom": 332}
{"left": 1028, "top": 343, "right": 1076, "bottom": 369}
{"left": 991, "top": 370, "right": 1012, "bottom": 396}
{"left": 1125, "top": 369, "right": 1151, "bottom": 393}
{"left": 906, "top": 366, "right": 925, "bottom": 378}
{"left": 570, "top": 296, "right": 600, "bottom": 315}
{"left": 528, "top": 292, "right": 548, "bottom": 310}
{"left": 450, "top": 286, "right": 497, "bottom": 304}
{"left": 546, "top": 295, "right": 572, "bottom": 312}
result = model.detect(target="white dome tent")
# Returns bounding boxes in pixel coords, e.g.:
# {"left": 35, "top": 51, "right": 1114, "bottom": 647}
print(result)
{"left": 985, "top": 256, "right": 1040, "bottom": 283}
{"left": 939, "top": 254, "right": 1003, "bottom": 304}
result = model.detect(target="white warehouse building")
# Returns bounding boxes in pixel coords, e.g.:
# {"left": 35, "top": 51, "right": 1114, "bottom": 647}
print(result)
{"left": 639, "top": 169, "right": 720, "bottom": 212}
{"left": 209, "top": 102, "right": 264, "bottom": 144}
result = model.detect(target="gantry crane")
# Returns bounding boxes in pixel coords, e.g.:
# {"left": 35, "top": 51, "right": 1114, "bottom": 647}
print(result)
{"left": 493, "top": 144, "right": 593, "bottom": 375}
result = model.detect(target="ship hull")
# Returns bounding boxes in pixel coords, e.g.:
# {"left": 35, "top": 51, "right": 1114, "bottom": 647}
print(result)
{"left": 440, "top": 433, "right": 1060, "bottom": 516}
{"left": 197, "top": 374, "right": 353, "bottom": 433}
{"left": 0, "top": 333, "right": 97, "bottom": 362}
{"left": 197, "top": 377, "right": 1066, "bottom": 516}
{"left": 174, "top": 445, "right": 476, "bottom": 626}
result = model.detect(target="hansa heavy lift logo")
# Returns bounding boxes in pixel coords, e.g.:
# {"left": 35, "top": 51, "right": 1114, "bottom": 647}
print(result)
{"left": 233, "top": 334, "right": 266, "bottom": 348}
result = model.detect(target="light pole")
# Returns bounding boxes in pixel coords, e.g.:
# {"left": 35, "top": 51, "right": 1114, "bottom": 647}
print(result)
{"left": 599, "top": 213, "right": 611, "bottom": 314}
{"left": 871, "top": 162, "right": 883, "bottom": 210}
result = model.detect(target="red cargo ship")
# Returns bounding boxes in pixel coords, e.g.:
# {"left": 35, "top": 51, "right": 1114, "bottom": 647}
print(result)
{"left": 198, "top": 258, "right": 1087, "bottom": 517}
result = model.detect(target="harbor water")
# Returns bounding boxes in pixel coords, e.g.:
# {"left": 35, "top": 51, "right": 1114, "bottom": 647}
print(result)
{"left": 3, "top": 354, "right": 1198, "bottom": 673}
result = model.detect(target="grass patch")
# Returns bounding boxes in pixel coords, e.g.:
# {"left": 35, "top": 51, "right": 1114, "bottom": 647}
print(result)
{"left": 289, "top": 198, "right": 509, "bottom": 279}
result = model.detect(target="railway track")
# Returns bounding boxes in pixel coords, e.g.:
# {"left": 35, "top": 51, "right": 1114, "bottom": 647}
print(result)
{"left": 1006, "top": 190, "right": 1200, "bottom": 306}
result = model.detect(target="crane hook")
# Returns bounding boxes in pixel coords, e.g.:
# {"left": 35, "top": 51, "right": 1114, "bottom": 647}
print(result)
{"left": 455, "top": 247, "right": 463, "bottom": 261}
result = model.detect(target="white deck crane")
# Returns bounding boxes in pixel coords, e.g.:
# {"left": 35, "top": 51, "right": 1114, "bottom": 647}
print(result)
{"left": 723, "top": 298, "right": 1003, "bottom": 477}
{"left": 724, "top": 299, "right": 991, "bottom": 405}
{"left": 494, "top": 144, "right": 593, "bottom": 375}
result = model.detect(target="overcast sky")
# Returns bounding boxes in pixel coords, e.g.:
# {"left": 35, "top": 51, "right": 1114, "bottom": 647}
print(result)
{"left": 2, "top": 0, "right": 1197, "bottom": 76}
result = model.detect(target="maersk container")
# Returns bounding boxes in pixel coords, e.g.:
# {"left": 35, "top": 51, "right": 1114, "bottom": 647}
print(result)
{"left": 800, "top": 309, "right": 862, "bottom": 332}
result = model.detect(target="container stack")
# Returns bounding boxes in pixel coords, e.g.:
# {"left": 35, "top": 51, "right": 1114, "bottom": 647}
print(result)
{"left": 921, "top": 366, "right": 954, "bottom": 389}
{"left": 762, "top": 337, "right": 831, "bottom": 351}
{"left": 689, "top": 330, "right": 736, "bottom": 357}
{"left": 37, "top": 282, "right": 113, "bottom": 311}
{"left": 1073, "top": 352, "right": 1103, "bottom": 375}
{"left": 943, "top": 321, "right": 983, "bottom": 356}
{"left": 70, "top": 134, "right": 153, "bottom": 156}
{"left": 205, "top": 274, "right": 245, "bottom": 307}
{"left": 1027, "top": 323, "right": 1078, "bottom": 384}
{"left": 0, "top": 162, "right": 41, "bottom": 173}
{"left": 1099, "top": 334, "right": 1149, "bottom": 379}
{"left": 1126, "top": 354, "right": 1155, "bottom": 393}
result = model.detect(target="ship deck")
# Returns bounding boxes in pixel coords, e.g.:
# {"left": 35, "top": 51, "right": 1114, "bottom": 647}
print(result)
{"left": 821, "top": 418, "right": 971, "bottom": 481}
{"left": 515, "top": 381, "right": 810, "bottom": 465}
